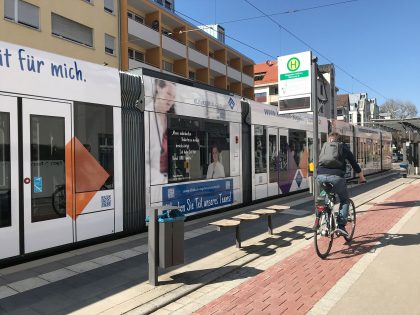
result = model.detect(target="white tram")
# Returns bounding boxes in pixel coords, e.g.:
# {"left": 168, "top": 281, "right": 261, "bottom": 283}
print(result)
{"left": 0, "top": 41, "right": 393, "bottom": 264}
{"left": 0, "top": 41, "right": 123, "bottom": 261}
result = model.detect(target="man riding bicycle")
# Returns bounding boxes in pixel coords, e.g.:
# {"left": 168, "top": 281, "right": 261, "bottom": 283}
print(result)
{"left": 316, "top": 132, "right": 366, "bottom": 236}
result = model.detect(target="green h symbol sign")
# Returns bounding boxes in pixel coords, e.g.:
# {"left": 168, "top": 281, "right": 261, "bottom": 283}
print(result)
{"left": 287, "top": 57, "right": 300, "bottom": 72}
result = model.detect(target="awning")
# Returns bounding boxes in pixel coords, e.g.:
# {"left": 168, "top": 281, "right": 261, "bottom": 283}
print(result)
{"left": 370, "top": 118, "right": 420, "bottom": 133}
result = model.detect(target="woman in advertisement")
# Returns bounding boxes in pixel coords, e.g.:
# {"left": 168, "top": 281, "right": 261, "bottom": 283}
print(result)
{"left": 206, "top": 145, "right": 225, "bottom": 179}
{"left": 148, "top": 79, "right": 176, "bottom": 185}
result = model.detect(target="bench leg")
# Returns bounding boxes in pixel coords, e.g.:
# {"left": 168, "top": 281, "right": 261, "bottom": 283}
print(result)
{"left": 235, "top": 225, "right": 241, "bottom": 248}
{"left": 267, "top": 215, "right": 273, "bottom": 235}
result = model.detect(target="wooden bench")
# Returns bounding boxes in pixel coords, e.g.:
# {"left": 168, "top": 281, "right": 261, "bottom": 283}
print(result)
{"left": 209, "top": 205, "right": 290, "bottom": 248}
{"left": 209, "top": 219, "right": 242, "bottom": 248}
{"left": 250, "top": 209, "right": 277, "bottom": 235}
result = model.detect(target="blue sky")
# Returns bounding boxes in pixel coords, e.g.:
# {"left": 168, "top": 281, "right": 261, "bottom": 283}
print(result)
{"left": 175, "top": 0, "right": 420, "bottom": 111}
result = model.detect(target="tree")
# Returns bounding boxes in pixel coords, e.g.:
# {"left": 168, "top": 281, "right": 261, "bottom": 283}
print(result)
{"left": 380, "top": 99, "right": 418, "bottom": 119}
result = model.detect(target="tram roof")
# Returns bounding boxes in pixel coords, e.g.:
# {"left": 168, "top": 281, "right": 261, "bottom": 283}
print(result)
{"left": 370, "top": 118, "right": 420, "bottom": 133}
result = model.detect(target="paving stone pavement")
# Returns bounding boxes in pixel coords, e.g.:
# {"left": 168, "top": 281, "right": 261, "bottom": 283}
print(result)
{"left": 193, "top": 181, "right": 420, "bottom": 315}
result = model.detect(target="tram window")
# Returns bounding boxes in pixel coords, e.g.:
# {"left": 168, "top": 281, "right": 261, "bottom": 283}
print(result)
{"left": 288, "top": 129, "right": 306, "bottom": 170}
{"left": 74, "top": 103, "right": 114, "bottom": 192}
{"left": 254, "top": 125, "right": 267, "bottom": 174}
{"left": 0, "top": 113, "right": 11, "bottom": 228}
{"left": 166, "top": 115, "right": 230, "bottom": 182}
{"left": 268, "top": 134, "right": 277, "bottom": 183}
{"left": 30, "top": 115, "right": 66, "bottom": 222}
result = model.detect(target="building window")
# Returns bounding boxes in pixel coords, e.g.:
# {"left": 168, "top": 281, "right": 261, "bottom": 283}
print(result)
{"left": 269, "top": 86, "right": 278, "bottom": 95}
{"left": 337, "top": 109, "right": 343, "bottom": 116}
{"left": 254, "top": 92, "right": 267, "bottom": 103}
{"left": 163, "top": 60, "right": 173, "bottom": 72}
{"left": 105, "top": 34, "right": 115, "bottom": 55}
{"left": 128, "top": 48, "right": 144, "bottom": 62}
{"left": 128, "top": 11, "right": 144, "bottom": 24}
{"left": 189, "top": 71, "right": 195, "bottom": 80}
{"left": 4, "top": 0, "right": 40, "bottom": 29}
{"left": 165, "top": 0, "right": 171, "bottom": 9}
{"left": 51, "top": 13, "right": 93, "bottom": 47}
{"left": 254, "top": 72, "right": 266, "bottom": 81}
{"left": 104, "top": 0, "right": 114, "bottom": 13}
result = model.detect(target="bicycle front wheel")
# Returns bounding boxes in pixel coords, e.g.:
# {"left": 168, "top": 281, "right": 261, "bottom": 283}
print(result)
{"left": 344, "top": 199, "right": 356, "bottom": 242}
{"left": 314, "top": 212, "right": 333, "bottom": 259}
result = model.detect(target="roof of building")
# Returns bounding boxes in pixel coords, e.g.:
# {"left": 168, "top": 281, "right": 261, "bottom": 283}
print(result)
{"left": 336, "top": 94, "right": 349, "bottom": 108}
{"left": 254, "top": 61, "right": 278, "bottom": 85}
{"left": 318, "top": 64, "right": 334, "bottom": 74}
{"left": 371, "top": 118, "right": 420, "bottom": 132}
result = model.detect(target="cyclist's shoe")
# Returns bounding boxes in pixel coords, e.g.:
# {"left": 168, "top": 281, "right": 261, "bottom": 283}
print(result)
{"left": 336, "top": 225, "right": 349, "bottom": 237}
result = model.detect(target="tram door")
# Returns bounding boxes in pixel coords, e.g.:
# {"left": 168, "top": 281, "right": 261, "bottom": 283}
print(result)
{"left": 0, "top": 95, "right": 19, "bottom": 259}
{"left": 22, "top": 99, "right": 73, "bottom": 253}
{"left": 267, "top": 128, "right": 288, "bottom": 197}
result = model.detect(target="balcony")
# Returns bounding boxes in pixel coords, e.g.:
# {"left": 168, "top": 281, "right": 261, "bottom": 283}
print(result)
{"left": 209, "top": 57, "right": 226, "bottom": 76}
{"left": 188, "top": 47, "right": 208, "bottom": 68}
{"left": 128, "top": 18, "right": 160, "bottom": 48}
{"left": 128, "top": 59, "right": 160, "bottom": 72}
{"left": 242, "top": 73, "right": 253, "bottom": 87}
{"left": 162, "top": 34, "right": 186, "bottom": 59}
{"left": 227, "top": 66, "right": 241, "bottom": 82}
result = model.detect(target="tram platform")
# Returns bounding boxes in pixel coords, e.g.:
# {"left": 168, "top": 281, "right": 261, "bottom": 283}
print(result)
{"left": 0, "top": 171, "right": 419, "bottom": 314}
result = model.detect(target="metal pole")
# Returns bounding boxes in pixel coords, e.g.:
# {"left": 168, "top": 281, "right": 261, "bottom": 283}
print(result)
{"left": 312, "top": 56, "right": 319, "bottom": 202}
{"left": 148, "top": 208, "right": 159, "bottom": 286}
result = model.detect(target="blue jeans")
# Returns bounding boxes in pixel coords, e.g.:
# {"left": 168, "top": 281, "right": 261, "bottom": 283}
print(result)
{"left": 316, "top": 174, "right": 349, "bottom": 226}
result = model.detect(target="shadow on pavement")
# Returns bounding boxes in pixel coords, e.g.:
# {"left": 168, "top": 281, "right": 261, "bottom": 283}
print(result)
{"left": 327, "top": 232, "right": 420, "bottom": 260}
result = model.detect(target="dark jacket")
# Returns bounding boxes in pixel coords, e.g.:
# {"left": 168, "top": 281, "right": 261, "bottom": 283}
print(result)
{"left": 317, "top": 142, "right": 362, "bottom": 177}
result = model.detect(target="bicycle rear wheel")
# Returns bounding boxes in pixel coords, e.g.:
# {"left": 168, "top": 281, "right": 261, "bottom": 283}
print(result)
{"left": 344, "top": 199, "right": 356, "bottom": 242}
{"left": 314, "top": 212, "right": 334, "bottom": 259}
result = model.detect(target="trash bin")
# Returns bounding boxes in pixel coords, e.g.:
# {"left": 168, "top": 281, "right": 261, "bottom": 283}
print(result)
{"left": 157, "top": 209, "right": 185, "bottom": 269}
{"left": 400, "top": 162, "right": 408, "bottom": 178}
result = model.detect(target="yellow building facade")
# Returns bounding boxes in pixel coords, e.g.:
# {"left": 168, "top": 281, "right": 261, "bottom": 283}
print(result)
{"left": 0, "top": 0, "right": 119, "bottom": 68}
{"left": 121, "top": 0, "right": 254, "bottom": 98}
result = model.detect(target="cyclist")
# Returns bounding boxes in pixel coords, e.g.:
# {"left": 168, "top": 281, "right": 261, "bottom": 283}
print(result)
{"left": 316, "top": 132, "right": 366, "bottom": 236}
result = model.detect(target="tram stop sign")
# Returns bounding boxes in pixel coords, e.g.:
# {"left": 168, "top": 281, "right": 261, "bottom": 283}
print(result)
{"left": 278, "top": 51, "right": 312, "bottom": 114}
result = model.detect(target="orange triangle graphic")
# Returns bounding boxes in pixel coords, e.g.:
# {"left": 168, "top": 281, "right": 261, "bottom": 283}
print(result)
{"left": 75, "top": 191, "right": 97, "bottom": 219}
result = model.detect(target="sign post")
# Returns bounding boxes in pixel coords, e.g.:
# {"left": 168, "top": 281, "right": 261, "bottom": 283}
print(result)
{"left": 311, "top": 58, "right": 319, "bottom": 199}
{"left": 277, "top": 51, "right": 319, "bottom": 207}
{"left": 278, "top": 51, "right": 312, "bottom": 114}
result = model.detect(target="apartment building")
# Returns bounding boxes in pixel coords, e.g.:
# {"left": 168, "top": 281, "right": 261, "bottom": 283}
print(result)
{"left": 1, "top": 0, "right": 119, "bottom": 68}
{"left": 336, "top": 94, "right": 350, "bottom": 121}
{"left": 121, "top": 0, "right": 254, "bottom": 98}
{"left": 348, "top": 93, "right": 379, "bottom": 126}
{"left": 254, "top": 60, "right": 337, "bottom": 119}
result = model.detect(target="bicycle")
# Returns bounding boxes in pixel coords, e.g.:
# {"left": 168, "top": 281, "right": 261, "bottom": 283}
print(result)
{"left": 313, "top": 180, "right": 361, "bottom": 259}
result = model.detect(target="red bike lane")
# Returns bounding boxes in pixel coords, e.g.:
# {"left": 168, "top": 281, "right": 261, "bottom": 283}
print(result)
{"left": 194, "top": 182, "right": 419, "bottom": 315}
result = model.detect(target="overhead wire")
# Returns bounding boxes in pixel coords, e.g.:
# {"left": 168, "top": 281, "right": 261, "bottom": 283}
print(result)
{"left": 175, "top": 9, "right": 359, "bottom": 96}
{"left": 218, "top": 0, "right": 360, "bottom": 25}
{"left": 242, "top": 0, "right": 390, "bottom": 101}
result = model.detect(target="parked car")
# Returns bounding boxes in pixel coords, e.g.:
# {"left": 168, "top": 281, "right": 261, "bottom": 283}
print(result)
{"left": 392, "top": 153, "right": 398, "bottom": 162}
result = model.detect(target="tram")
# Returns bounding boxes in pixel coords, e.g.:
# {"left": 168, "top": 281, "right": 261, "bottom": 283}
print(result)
{"left": 0, "top": 41, "right": 392, "bottom": 264}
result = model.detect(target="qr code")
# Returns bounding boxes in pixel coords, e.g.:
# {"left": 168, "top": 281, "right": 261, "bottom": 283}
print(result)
{"left": 167, "top": 188, "right": 175, "bottom": 199}
{"left": 101, "top": 195, "right": 112, "bottom": 208}
{"left": 225, "top": 181, "right": 231, "bottom": 190}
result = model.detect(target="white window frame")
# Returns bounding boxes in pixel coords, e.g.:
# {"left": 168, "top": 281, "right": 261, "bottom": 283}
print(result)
{"left": 51, "top": 13, "right": 93, "bottom": 48}
{"left": 104, "top": 0, "right": 114, "bottom": 14}
{"left": 105, "top": 34, "right": 115, "bottom": 55}
{"left": 4, "top": 0, "right": 40, "bottom": 30}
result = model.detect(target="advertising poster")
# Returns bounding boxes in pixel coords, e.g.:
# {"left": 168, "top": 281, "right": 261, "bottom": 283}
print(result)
{"left": 162, "top": 178, "right": 234, "bottom": 215}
